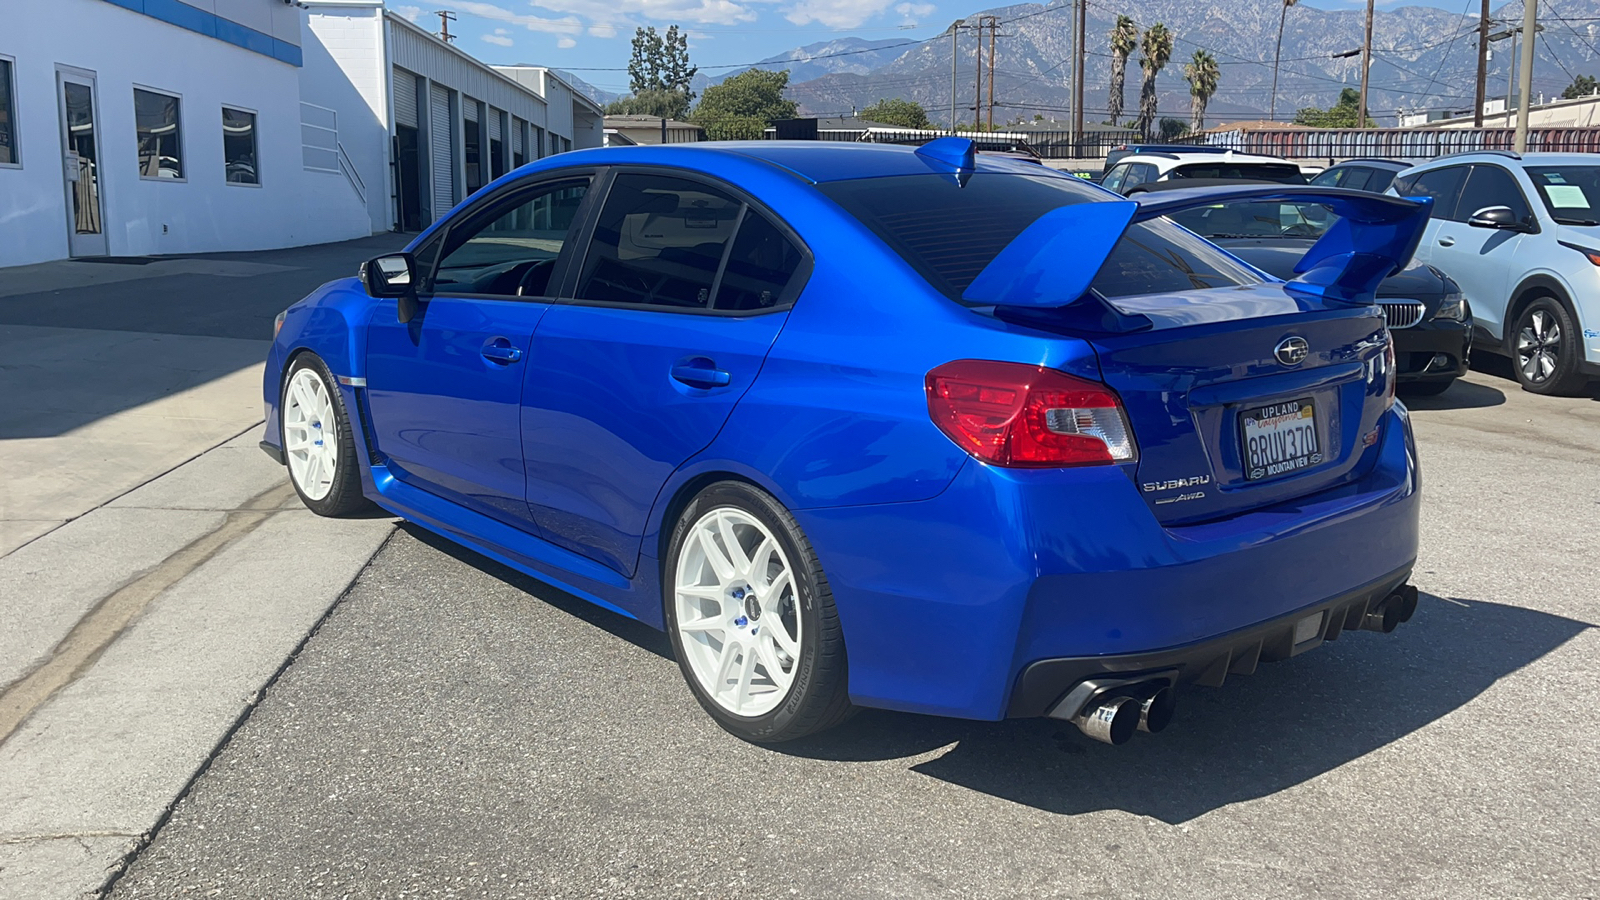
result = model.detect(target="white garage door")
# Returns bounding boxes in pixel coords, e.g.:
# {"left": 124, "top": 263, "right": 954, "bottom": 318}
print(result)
{"left": 430, "top": 83, "right": 453, "bottom": 221}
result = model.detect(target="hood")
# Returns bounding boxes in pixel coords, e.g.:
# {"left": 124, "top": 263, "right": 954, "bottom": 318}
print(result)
{"left": 1219, "top": 238, "right": 1455, "bottom": 299}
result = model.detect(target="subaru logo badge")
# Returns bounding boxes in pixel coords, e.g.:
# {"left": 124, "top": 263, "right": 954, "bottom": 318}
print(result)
{"left": 1275, "top": 336, "right": 1309, "bottom": 367}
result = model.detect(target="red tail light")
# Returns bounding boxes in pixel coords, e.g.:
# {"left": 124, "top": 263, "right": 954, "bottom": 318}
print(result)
{"left": 925, "top": 360, "right": 1137, "bottom": 467}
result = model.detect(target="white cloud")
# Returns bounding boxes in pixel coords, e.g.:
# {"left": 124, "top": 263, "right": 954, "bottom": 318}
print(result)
{"left": 392, "top": 4, "right": 424, "bottom": 23}
{"left": 432, "top": 0, "right": 583, "bottom": 34}
{"left": 558, "top": 36, "right": 578, "bottom": 48}
{"left": 482, "top": 28, "right": 514, "bottom": 46}
{"left": 529, "top": 0, "right": 763, "bottom": 27}
{"left": 588, "top": 23, "right": 618, "bottom": 38}
{"left": 894, "top": 1, "right": 933, "bottom": 18}
{"left": 783, "top": 0, "right": 894, "bottom": 28}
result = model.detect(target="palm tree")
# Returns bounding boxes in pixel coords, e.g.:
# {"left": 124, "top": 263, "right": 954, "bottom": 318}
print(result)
{"left": 1184, "top": 49, "right": 1220, "bottom": 133}
{"left": 1107, "top": 15, "right": 1138, "bottom": 127}
{"left": 1270, "top": 0, "right": 1298, "bottom": 121}
{"left": 1136, "top": 23, "right": 1173, "bottom": 141}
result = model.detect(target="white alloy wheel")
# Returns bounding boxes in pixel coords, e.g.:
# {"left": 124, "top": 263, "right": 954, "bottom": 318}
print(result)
{"left": 283, "top": 367, "right": 339, "bottom": 501}
{"left": 674, "top": 507, "right": 803, "bottom": 718}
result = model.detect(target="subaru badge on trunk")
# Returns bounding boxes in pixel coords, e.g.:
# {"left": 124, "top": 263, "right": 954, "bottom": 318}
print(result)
{"left": 1275, "top": 336, "right": 1309, "bottom": 366}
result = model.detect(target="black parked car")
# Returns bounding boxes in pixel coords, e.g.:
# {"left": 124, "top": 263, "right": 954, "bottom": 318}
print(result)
{"left": 1309, "top": 159, "right": 1410, "bottom": 194}
{"left": 1152, "top": 184, "right": 1472, "bottom": 395}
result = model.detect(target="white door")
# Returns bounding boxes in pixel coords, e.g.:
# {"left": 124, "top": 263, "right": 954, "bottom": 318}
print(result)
{"left": 57, "top": 68, "right": 108, "bottom": 258}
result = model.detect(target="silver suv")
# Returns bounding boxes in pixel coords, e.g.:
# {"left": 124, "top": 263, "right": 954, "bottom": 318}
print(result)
{"left": 1391, "top": 151, "right": 1600, "bottom": 395}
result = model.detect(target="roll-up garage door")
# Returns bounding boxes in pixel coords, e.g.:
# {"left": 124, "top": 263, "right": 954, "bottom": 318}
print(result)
{"left": 487, "top": 109, "right": 502, "bottom": 142}
{"left": 430, "top": 84, "right": 453, "bottom": 220}
{"left": 511, "top": 118, "right": 524, "bottom": 156}
{"left": 463, "top": 98, "right": 479, "bottom": 123}
{"left": 393, "top": 69, "right": 418, "bottom": 128}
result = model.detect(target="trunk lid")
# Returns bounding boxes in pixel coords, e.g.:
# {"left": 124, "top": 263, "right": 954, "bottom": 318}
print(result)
{"left": 1087, "top": 285, "right": 1390, "bottom": 524}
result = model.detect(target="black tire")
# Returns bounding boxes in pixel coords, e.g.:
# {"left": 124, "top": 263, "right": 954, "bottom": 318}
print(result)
{"left": 1510, "top": 297, "right": 1591, "bottom": 396}
{"left": 664, "top": 481, "right": 853, "bottom": 743}
{"left": 280, "top": 353, "right": 371, "bottom": 517}
{"left": 1398, "top": 379, "right": 1453, "bottom": 397}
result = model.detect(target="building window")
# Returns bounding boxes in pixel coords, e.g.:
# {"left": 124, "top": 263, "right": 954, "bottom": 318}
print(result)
{"left": 464, "top": 112, "right": 482, "bottom": 194}
{"left": 134, "top": 88, "right": 184, "bottom": 180}
{"left": 0, "top": 57, "right": 17, "bottom": 166}
{"left": 222, "top": 107, "right": 258, "bottom": 185}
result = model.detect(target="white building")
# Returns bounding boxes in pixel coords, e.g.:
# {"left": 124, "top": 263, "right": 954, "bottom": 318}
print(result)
{"left": 1, "top": 0, "right": 602, "bottom": 269}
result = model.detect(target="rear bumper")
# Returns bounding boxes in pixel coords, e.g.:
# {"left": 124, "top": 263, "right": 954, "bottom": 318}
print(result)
{"left": 1393, "top": 317, "right": 1470, "bottom": 383}
{"left": 797, "top": 404, "right": 1420, "bottom": 721}
{"left": 1006, "top": 565, "right": 1411, "bottom": 717}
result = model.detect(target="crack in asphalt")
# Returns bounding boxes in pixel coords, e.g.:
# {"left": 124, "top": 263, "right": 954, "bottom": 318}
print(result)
{"left": 0, "top": 482, "right": 297, "bottom": 746}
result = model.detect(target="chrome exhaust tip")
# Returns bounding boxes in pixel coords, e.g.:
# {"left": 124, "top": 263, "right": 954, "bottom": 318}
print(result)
{"left": 1073, "top": 695, "right": 1142, "bottom": 746}
{"left": 1137, "top": 686, "right": 1177, "bottom": 734}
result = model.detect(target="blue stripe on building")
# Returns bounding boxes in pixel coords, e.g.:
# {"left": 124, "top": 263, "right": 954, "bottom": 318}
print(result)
{"left": 97, "top": 0, "right": 301, "bottom": 67}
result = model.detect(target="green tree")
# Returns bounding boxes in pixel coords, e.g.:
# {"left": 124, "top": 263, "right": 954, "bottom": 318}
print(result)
{"left": 860, "top": 98, "right": 931, "bottom": 129}
{"left": 604, "top": 89, "right": 692, "bottom": 121}
{"left": 1294, "top": 87, "right": 1376, "bottom": 127}
{"left": 1158, "top": 117, "right": 1190, "bottom": 140}
{"left": 692, "top": 69, "right": 799, "bottom": 140}
{"left": 1562, "top": 74, "right": 1599, "bottom": 99}
{"left": 1184, "top": 49, "right": 1219, "bottom": 133}
{"left": 1108, "top": 15, "right": 1139, "bottom": 127}
{"left": 1136, "top": 23, "right": 1173, "bottom": 141}
{"left": 627, "top": 25, "right": 697, "bottom": 101}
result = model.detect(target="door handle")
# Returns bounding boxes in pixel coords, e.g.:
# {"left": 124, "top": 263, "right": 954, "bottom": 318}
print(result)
{"left": 1438, "top": 236, "right": 1456, "bottom": 247}
{"left": 671, "top": 358, "right": 731, "bottom": 388}
{"left": 481, "top": 337, "right": 522, "bottom": 364}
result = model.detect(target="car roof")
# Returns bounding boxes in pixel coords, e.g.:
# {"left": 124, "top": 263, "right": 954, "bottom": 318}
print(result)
{"left": 1403, "top": 151, "right": 1600, "bottom": 172}
{"left": 1327, "top": 159, "right": 1409, "bottom": 170}
{"left": 550, "top": 140, "right": 1054, "bottom": 184}
{"left": 1117, "top": 150, "right": 1293, "bottom": 169}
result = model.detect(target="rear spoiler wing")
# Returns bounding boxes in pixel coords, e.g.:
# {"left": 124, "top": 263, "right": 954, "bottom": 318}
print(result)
{"left": 964, "top": 185, "right": 1432, "bottom": 333}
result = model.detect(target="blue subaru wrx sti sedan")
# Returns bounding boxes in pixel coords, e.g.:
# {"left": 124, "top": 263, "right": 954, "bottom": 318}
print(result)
{"left": 261, "top": 139, "right": 1428, "bottom": 745}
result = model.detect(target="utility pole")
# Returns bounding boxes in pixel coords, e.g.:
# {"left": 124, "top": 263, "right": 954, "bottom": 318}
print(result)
{"left": 1358, "top": 0, "right": 1374, "bottom": 126}
{"left": 435, "top": 10, "right": 457, "bottom": 43}
{"left": 974, "top": 16, "right": 984, "bottom": 131}
{"left": 1270, "top": 0, "right": 1298, "bottom": 121}
{"left": 948, "top": 19, "right": 963, "bottom": 130}
{"left": 1474, "top": 0, "right": 1490, "bottom": 126}
{"left": 1516, "top": 0, "right": 1537, "bottom": 151}
{"left": 987, "top": 15, "right": 998, "bottom": 130}
{"left": 1074, "top": 0, "right": 1086, "bottom": 144}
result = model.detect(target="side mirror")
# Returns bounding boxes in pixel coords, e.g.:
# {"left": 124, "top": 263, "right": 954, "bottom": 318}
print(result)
{"left": 1467, "top": 206, "right": 1530, "bottom": 232}
{"left": 359, "top": 253, "right": 419, "bottom": 323}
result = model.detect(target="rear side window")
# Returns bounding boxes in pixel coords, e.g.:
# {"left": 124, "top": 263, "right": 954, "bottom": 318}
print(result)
{"left": 1338, "top": 167, "right": 1374, "bottom": 191}
{"left": 1399, "top": 165, "right": 1468, "bottom": 221}
{"left": 1100, "top": 164, "right": 1129, "bottom": 193}
{"left": 1366, "top": 167, "right": 1399, "bottom": 192}
{"left": 1310, "top": 168, "right": 1343, "bottom": 187}
{"left": 1169, "top": 163, "right": 1306, "bottom": 184}
{"left": 716, "top": 211, "right": 804, "bottom": 311}
{"left": 575, "top": 173, "right": 741, "bottom": 309}
{"left": 817, "top": 172, "right": 1262, "bottom": 301}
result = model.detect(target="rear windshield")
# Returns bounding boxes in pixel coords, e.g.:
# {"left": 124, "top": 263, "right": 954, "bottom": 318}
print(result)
{"left": 1169, "top": 163, "right": 1307, "bottom": 184}
{"left": 816, "top": 172, "right": 1263, "bottom": 300}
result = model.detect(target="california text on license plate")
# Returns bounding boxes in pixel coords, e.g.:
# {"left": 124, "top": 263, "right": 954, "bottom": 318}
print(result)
{"left": 1241, "top": 397, "right": 1323, "bottom": 480}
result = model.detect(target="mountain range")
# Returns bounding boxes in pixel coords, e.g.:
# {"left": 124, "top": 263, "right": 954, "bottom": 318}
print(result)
{"left": 715, "top": 0, "right": 1600, "bottom": 127}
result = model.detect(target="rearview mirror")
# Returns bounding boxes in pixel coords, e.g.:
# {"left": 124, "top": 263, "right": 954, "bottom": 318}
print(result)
{"left": 359, "top": 253, "right": 419, "bottom": 323}
{"left": 1467, "top": 206, "right": 1529, "bottom": 232}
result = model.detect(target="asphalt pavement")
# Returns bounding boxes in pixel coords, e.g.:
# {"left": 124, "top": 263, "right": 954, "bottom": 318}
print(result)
{"left": 106, "top": 369, "right": 1600, "bottom": 900}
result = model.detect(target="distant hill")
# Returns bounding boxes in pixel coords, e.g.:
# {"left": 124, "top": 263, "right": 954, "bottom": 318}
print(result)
{"left": 551, "top": 70, "right": 621, "bottom": 108}
{"left": 764, "top": 0, "right": 1600, "bottom": 126}
{"left": 710, "top": 37, "right": 922, "bottom": 86}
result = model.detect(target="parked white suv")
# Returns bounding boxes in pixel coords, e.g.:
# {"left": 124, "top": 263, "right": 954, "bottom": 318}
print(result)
{"left": 1391, "top": 151, "right": 1600, "bottom": 395}
{"left": 1100, "top": 149, "right": 1307, "bottom": 195}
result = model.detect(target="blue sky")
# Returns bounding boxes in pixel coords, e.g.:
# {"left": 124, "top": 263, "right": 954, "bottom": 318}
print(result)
{"left": 390, "top": 0, "right": 1467, "bottom": 96}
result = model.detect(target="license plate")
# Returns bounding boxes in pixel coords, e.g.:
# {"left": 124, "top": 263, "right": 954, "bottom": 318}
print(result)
{"left": 1241, "top": 397, "right": 1322, "bottom": 480}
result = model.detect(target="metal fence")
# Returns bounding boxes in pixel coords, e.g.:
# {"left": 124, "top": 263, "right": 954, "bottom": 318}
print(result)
{"left": 852, "top": 128, "right": 1170, "bottom": 160}
{"left": 1199, "top": 127, "right": 1600, "bottom": 160}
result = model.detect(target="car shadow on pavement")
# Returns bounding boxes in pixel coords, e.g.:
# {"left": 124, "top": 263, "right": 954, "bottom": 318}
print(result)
{"left": 400, "top": 523, "right": 675, "bottom": 659}
{"left": 776, "top": 594, "right": 1592, "bottom": 825}
{"left": 1400, "top": 378, "right": 1506, "bottom": 410}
